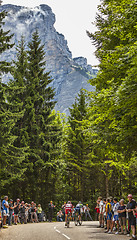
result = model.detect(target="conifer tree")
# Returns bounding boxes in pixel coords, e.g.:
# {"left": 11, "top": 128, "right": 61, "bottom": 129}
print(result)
{"left": 9, "top": 36, "right": 29, "bottom": 148}
{"left": 0, "top": 7, "right": 26, "bottom": 196}
{"left": 65, "top": 89, "right": 94, "bottom": 201}
{"left": 7, "top": 36, "right": 30, "bottom": 198}
{"left": 23, "top": 30, "right": 62, "bottom": 203}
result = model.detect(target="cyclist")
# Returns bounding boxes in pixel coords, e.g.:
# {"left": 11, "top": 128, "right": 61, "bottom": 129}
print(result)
{"left": 75, "top": 201, "right": 83, "bottom": 222}
{"left": 65, "top": 201, "right": 73, "bottom": 226}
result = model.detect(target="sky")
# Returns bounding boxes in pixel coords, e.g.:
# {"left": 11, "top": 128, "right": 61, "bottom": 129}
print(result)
{"left": 2, "top": 0, "right": 100, "bottom": 66}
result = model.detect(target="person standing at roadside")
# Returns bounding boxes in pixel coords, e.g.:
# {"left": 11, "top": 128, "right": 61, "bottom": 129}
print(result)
{"left": 14, "top": 198, "right": 20, "bottom": 225}
{"left": 48, "top": 201, "right": 55, "bottom": 222}
{"left": 34, "top": 203, "right": 38, "bottom": 223}
{"left": 37, "top": 204, "right": 42, "bottom": 222}
{"left": 111, "top": 197, "right": 119, "bottom": 234}
{"left": 85, "top": 204, "right": 93, "bottom": 221}
{"left": 28, "top": 204, "right": 31, "bottom": 222}
{"left": 62, "top": 202, "right": 66, "bottom": 221}
{"left": 95, "top": 197, "right": 100, "bottom": 221}
{"left": 8, "top": 199, "right": 14, "bottom": 226}
{"left": 2, "top": 196, "right": 9, "bottom": 228}
{"left": 20, "top": 201, "right": 26, "bottom": 224}
{"left": 25, "top": 203, "right": 29, "bottom": 223}
{"left": 31, "top": 201, "right": 35, "bottom": 223}
{"left": 99, "top": 197, "right": 104, "bottom": 227}
{"left": 126, "top": 194, "right": 136, "bottom": 239}
{"left": 117, "top": 199, "right": 127, "bottom": 235}
{"left": 105, "top": 198, "right": 112, "bottom": 234}
{"left": 103, "top": 199, "right": 107, "bottom": 229}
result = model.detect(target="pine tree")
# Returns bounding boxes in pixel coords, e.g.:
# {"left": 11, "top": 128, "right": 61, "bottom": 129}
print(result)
{"left": 9, "top": 36, "right": 29, "bottom": 148}
{"left": 7, "top": 36, "right": 30, "bottom": 198}
{"left": 0, "top": 7, "right": 26, "bottom": 197}
{"left": 64, "top": 89, "right": 94, "bottom": 201}
{"left": 23, "top": 30, "right": 62, "bottom": 204}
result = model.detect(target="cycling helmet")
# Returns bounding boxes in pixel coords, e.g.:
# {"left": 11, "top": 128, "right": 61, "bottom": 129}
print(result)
{"left": 68, "top": 201, "right": 71, "bottom": 204}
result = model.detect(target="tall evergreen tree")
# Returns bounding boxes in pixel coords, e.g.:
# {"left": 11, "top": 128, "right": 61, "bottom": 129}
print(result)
{"left": 64, "top": 89, "right": 95, "bottom": 201}
{"left": 0, "top": 7, "right": 26, "bottom": 197}
{"left": 23, "top": 30, "right": 62, "bottom": 204}
{"left": 7, "top": 36, "right": 30, "bottom": 198}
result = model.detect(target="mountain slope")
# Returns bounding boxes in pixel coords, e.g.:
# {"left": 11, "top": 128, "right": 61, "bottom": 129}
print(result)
{"left": 0, "top": 4, "right": 97, "bottom": 114}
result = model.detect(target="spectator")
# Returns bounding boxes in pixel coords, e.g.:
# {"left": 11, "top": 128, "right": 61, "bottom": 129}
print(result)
{"left": 133, "top": 203, "right": 137, "bottom": 226}
{"left": 95, "top": 197, "right": 100, "bottom": 221}
{"left": 99, "top": 197, "right": 104, "bottom": 227}
{"left": 14, "top": 198, "right": 20, "bottom": 225}
{"left": 57, "top": 210, "right": 63, "bottom": 222}
{"left": 37, "top": 204, "right": 42, "bottom": 222}
{"left": 2, "top": 196, "right": 9, "bottom": 228}
{"left": 31, "top": 202, "right": 36, "bottom": 223}
{"left": 61, "top": 202, "right": 66, "bottom": 221}
{"left": 8, "top": 199, "right": 14, "bottom": 226}
{"left": 111, "top": 197, "right": 119, "bottom": 234}
{"left": 34, "top": 203, "right": 38, "bottom": 223}
{"left": 117, "top": 199, "right": 127, "bottom": 235}
{"left": 126, "top": 194, "right": 136, "bottom": 239}
{"left": 48, "top": 201, "right": 55, "bottom": 222}
{"left": 25, "top": 203, "right": 29, "bottom": 223}
{"left": 105, "top": 198, "right": 112, "bottom": 234}
{"left": 85, "top": 204, "right": 93, "bottom": 221}
{"left": 28, "top": 204, "right": 31, "bottom": 222}
{"left": 103, "top": 199, "right": 107, "bottom": 229}
{"left": 20, "top": 201, "right": 26, "bottom": 224}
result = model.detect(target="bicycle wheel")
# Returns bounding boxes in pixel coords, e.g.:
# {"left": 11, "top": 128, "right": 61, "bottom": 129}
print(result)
{"left": 79, "top": 219, "right": 82, "bottom": 225}
{"left": 74, "top": 216, "right": 78, "bottom": 226}
{"left": 67, "top": 219, "right": 69, "bottom": 228}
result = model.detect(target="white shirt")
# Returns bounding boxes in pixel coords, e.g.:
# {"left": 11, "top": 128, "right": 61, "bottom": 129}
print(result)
{"left": 113, "top": 202, "right": 119, "bottom": 215}
{"left": 99, "top": 201, "right": 104, "bottom": 214}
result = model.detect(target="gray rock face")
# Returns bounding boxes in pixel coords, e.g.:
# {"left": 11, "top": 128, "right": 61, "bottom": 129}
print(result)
{"left": 0, "top": 4, "right": 96, "bottom": 115}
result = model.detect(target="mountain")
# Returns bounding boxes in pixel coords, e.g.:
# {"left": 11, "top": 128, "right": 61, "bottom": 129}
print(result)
{"left": 0, "top": 4, "right": 97, "bottom": 114}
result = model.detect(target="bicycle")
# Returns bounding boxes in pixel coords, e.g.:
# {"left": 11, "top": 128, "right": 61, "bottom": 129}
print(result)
{"left": 66, "top": 211, "right": 71, "bottom": 228}
{"left": 74, "top": 212, "right": 82, "bottom": 226}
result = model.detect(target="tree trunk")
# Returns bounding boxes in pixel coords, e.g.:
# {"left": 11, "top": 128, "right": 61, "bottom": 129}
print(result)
{"left": 105, "top": 164, "right": 109, "bottom": 198}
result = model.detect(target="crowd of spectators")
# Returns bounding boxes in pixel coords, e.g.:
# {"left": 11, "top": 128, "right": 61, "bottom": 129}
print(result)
{"left": 1, "top": 196, "right": 46, "bottom": 228}
{"left": 2, "top": 194, "right": 137, "bottom": 240}
{"left": 95, "top": 194, "right": 137, "bottom": 240}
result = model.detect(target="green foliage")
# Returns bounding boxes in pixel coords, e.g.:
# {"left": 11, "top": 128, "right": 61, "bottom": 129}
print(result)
{"left": 0, "top": 9, "right": 27, "bottom": 196}
{"left": 86, "top": 0, "right": 137, "bottom": 197}
{"left": 7, "top": 30, "right": 63, "bottom": 205}
{"left": 1, "top": 0, "right": 137, "bottom": 210}
{"left": 61, "top": 89, "right": 98, "bottom": 202}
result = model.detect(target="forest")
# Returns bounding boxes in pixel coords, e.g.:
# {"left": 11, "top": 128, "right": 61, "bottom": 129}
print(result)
{"left": 0, "top": 0, "right": 137, "bottom": 213}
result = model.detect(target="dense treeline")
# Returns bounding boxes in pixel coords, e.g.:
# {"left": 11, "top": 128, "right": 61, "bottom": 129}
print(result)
{"left": 60, "top": 0, "right": 137, "bottom": 203}
{"left": 0, "top": 9, "right": 62, "bottom": 207}
{"left": 0, "top": 0, "right": 137, "bottom": 211}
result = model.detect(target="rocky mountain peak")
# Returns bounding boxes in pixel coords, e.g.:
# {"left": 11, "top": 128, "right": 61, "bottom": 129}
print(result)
{"left": 0, "top": 4, "right": 96, "bottom": 115}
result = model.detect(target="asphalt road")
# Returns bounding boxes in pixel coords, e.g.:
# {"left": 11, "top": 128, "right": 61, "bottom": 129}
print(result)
{"left": 0, "top": 221, "right": 131, "bottom": 240}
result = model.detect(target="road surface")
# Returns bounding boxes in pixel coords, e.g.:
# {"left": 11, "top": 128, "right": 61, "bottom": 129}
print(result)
{"left": 0, "top": 221, "right": 131, "bottom": 240}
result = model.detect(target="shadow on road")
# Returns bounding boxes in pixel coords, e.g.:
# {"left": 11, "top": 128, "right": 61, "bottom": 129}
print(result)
{"left": 82, "top": 224, "right": 98, "bottom": 228}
